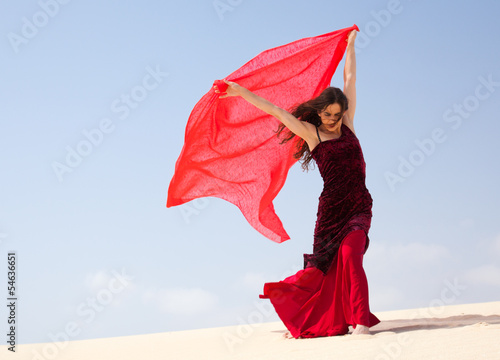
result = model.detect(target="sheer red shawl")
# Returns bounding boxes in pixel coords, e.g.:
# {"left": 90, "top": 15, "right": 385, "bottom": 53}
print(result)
{"left": 167, "top": 24, "right": 359, "bottom": 243}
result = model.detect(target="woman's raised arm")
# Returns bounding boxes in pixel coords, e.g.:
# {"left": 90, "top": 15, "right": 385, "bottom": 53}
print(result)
{"left": 214, "top": 79, "right": 316, "bottom": 143}
{"left": 342, "top": 30, "right": 357, "bottom": 133}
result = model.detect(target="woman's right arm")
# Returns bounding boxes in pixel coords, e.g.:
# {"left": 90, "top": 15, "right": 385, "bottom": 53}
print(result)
{"left": 215, "top": 80, "right": 316, "bottom": 143}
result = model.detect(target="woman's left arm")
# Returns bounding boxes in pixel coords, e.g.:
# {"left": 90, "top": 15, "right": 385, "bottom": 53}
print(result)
{"left": 343, "top": 30, "right": 357, "bottom": 133}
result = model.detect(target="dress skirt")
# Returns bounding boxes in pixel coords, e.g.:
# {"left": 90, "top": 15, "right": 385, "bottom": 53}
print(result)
{"left": 259, "top": 229, "right": 380, "bottom": 338}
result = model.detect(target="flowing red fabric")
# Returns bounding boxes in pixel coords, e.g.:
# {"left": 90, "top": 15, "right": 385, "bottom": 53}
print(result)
{"left": 259, "top": 230, "right": 380, "bottom": 338}
{"left": 166, "top": 24, "right": 359, "bottom": 243}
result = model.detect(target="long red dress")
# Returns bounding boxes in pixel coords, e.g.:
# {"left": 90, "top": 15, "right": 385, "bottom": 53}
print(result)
{"left": 259, "top": 123, "right": 380, "bottom": 338}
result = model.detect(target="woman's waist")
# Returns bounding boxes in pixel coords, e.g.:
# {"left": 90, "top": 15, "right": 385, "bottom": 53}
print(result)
{"left": 320, "top": 182, "right": 371, "bottom": 199}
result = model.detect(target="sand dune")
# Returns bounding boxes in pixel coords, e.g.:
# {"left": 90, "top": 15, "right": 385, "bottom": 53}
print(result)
{"left": 3, "top": 301, "right": 500, "bottom": 359}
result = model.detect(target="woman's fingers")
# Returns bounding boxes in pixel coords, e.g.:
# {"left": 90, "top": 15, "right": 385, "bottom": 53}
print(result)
{"left": 213, "top": 78, "right": 240, "bottom": 98}
{"left": 214, "top": 84, "right": 229, "bottom": 98}
{"left": 347, "top": 30, "right": 357, "bottom": 43}
{"left": 214, "top": 84, "right": 226, "bottom": 94}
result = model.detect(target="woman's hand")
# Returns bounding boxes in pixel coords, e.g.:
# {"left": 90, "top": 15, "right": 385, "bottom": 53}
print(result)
{"left": 214, "top": 79, "right": 242, "bottom": 98}
{"left": 346, "top": 30, "right": 357, "bottom": 46}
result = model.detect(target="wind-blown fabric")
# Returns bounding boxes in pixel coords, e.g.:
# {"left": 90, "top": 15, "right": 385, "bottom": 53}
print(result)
{"left": 166, "top": 24, "right": 359, "bottom": 243}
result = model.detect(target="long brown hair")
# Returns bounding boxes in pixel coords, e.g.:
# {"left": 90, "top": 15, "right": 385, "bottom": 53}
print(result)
{"left": 274, "top": 87, "right": 349, "bottom": 171}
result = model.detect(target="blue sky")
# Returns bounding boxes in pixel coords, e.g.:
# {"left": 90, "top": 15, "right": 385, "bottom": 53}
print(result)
{"left": 1, "top": 0, "right": 499, "bottom": 347}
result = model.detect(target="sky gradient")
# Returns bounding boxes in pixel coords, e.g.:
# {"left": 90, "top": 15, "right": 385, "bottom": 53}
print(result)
{"left": 1, "top": 0, "right": 499, "bottom": 346}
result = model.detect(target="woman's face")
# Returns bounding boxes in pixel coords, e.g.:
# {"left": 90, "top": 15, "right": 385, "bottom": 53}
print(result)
{"left": 318, "top": 103, "right": 343, "bottom": 132}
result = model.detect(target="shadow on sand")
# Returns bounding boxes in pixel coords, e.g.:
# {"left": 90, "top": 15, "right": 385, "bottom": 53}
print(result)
{"left": 372, "top": 314, "right": 500, "bottom": 334}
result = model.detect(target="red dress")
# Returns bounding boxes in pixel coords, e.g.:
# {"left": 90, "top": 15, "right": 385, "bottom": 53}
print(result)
{"left": 259, "top": 124, "right": 380, "bottom": 338}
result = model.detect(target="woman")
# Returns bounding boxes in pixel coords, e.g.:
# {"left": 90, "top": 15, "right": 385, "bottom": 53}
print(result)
{"left": 214, "top": 30, "right": 380, "bottom": 338}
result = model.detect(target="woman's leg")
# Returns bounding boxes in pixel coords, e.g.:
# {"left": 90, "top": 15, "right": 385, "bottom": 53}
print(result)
{"left": 340, "top": 230, "right": 372, "bottom": 332}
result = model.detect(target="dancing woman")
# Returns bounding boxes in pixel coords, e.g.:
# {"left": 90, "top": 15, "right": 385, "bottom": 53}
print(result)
{"left": 214, "top": 30, "right": 380, "bottom": 338}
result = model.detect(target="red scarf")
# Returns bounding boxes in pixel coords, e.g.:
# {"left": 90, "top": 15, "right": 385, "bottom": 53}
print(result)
{"left": 167, "top": 24, "right": 359, "bottom": 243}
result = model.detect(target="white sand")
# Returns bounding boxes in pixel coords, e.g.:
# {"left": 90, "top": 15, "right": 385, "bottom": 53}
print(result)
{"left": 3, "top": 301, "right": 500, "bottom": 359}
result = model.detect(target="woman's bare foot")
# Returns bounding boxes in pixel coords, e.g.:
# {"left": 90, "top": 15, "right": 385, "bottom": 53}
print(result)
{"left": 283, "top": 331, "right": 302, "bottom": 339}
{"left": 352, "top": 325, "right": 370, "bottom": 335}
